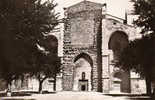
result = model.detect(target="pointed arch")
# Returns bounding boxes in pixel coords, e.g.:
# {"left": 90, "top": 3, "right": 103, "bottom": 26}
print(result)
{"left": 73, "top": 52, "right": 93, "bottom": 91}
{"left": 108, "top": 31, "right": 129, "bottom": 60}
{"left": 108, "top": 31, "right": 128, "bottom": 50}
{"left": 74, "top": 53, "right": 93, "bottom": 67}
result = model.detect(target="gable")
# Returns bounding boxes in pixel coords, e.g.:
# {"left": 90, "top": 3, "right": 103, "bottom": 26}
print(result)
{"left": 66, "top": 0, "right": 103, "bottom": 14}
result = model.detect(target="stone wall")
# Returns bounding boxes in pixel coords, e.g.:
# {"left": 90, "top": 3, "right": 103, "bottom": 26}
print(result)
{"left": 101, "top": 15, "right": 137, "bottom": 93}
{"left": 102, "top": 16, "right": 136, "bottom": 51}
{"left": 62, "top": 0, "right": 144, "bottom": 93}
{"left": 62, "top": 46, "right": 98, "bottom": 91}
{"left": 62, "top": 1, "right": 102, "bottom": 91}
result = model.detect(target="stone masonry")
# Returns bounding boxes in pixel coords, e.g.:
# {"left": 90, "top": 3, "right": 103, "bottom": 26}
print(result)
{"left": 62, "top": 1, "right": 102, "bottom": 91}
{"left": 61, "top": 0, "right": 144, "bottom": 93}
{"left": 4, "top": 0, "right": 146, "bottom": 93}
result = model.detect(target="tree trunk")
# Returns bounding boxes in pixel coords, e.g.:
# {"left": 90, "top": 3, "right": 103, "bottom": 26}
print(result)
{"left": 7, "top": 82, "right": 12, "bottom": 97}
{"left": 38, "top": 81, "right": 43, "bottom": 94}
{"left": 152, "top": 88, "right": 155, "bottom": 100}
{"left": 146, "top": 76, "right": 152, "bottom": 96}
{"left": 53, "top": 75, "right": 56, "bottom": 91}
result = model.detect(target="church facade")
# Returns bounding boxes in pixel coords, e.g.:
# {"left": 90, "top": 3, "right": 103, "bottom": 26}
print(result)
{"left": 60, "top": 1, "right": 145, "bottom": 93}
{"left": 6, "top": 1, "right": 146, "bottom": 93}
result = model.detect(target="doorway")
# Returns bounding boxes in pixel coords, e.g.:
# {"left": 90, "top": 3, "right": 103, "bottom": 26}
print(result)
{"left": 79, "top": 80, "right": 88, "bottom": 91}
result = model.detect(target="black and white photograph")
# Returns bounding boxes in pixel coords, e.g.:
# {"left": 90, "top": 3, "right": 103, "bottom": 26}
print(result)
{"left": 0, "top": 0, "right": 154, "bottom": 100}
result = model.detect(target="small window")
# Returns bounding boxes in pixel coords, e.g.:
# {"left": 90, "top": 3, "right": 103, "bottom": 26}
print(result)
{"left": 82, "top": 72, "right": 85, "bottom": 80}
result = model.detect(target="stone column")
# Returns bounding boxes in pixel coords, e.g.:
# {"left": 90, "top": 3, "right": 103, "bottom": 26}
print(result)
{"left": 102, "top": 50, "right": 110, "bottom": 93}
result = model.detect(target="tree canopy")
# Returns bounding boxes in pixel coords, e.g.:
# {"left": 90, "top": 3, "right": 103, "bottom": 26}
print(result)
{"left": 116, "top": 34, "right": 155, "bottom": 79}
{"left": 132, "top": 0, "right": 155, "bottom": 34}
{"left": 0, "top": 0, "right": 60, "bottom": 92}
{"left": 29, "top": 35, "right": 61, "bottom": 93}
{"left": 115, "top": 0, "right": 155, "bottom": 96}
{"left": 115, "top": 34, "right": 155, "bottom": 95}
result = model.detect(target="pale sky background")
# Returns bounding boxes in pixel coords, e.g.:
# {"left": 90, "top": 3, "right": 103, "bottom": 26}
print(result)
{"left": 53, "top": 0, "right": 134, "bottom": 19}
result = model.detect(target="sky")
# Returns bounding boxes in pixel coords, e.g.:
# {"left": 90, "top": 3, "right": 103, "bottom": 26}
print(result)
{"left": 53, "top": 0, "right": 134, "bottom": 19}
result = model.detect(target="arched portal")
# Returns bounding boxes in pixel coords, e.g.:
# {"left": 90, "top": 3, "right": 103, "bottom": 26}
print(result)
{"left": 108, "top": 31, "right": 128, "bottom": 61}
{"left": 73, "top": 53, "right": 93, "bottom": 91}
{"left": 108, "top": 31, "right": 131, "bottom": 93}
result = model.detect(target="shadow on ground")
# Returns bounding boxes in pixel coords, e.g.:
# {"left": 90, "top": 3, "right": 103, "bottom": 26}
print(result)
{"left": 2, "top": 99, "right": 35, "bottom": 100}
{"left": 105, "top": 94, "right": 151, "bottom": 100}
{"left": 0, "top": 91, "right": 56, "bottom": 97}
